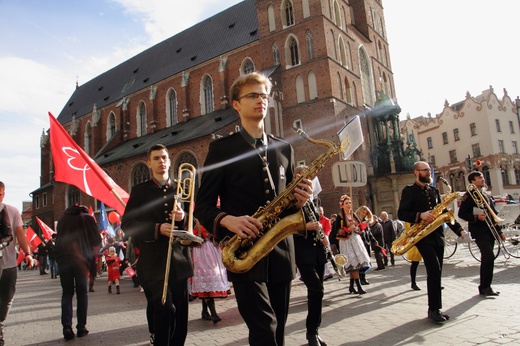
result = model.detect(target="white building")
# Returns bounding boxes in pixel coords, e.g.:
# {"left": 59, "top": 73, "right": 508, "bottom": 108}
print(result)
{"left": 401, "top": 86, "right": 520, "bottom": 201}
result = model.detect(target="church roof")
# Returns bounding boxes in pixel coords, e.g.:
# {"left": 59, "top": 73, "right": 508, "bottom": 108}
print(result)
{"left": 57, "top": 0, "right": 258, "bottom": 124}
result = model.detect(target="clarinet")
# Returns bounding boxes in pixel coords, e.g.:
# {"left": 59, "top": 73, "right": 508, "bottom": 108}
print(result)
{"left": 302, "top": 201, "right": 342, "bottom": 280}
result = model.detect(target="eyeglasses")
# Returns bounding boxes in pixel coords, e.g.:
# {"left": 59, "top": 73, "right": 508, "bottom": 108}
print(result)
{"left": 416, "top": 168, "right": 431, "bottom": 172}
{"left": 237, "top": 92, "right": 270, "bottom": 101}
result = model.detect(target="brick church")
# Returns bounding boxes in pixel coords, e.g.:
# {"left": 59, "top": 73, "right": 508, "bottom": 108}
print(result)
{"left": 33, "top": 0, "right": 402, "bottom": 230}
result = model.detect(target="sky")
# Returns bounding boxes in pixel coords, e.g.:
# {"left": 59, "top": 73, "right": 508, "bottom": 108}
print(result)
{"left": 1, "top": 0, "right": 519, "bottom": 211}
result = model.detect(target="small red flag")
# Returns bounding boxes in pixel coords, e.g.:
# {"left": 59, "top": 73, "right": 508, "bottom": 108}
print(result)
{"left": 88, "top": 205, "right": 95, "bottom": 218}
{"left": 48, "top": 112, "right": 129, "bottom": 215}
{"left": 17, "top": 250, "right": 26, "bottom": 266}
{"left": 26, "top": 226, "right": 42, "bottom": 251}
{"left": 36, "top": 217, "right": 54, "bottom": 241}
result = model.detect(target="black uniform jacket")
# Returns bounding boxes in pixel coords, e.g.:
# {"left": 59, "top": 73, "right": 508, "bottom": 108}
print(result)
{"left": 194, "top": 131, "right": 298, "bottom": 283}
{"left": 122, "top": 179, "right": 194, "bottom": 285}
{"left": 458, "top": 191, "right": 502, "bottom": 242}
{"left": 294, "top": 203, "right": 327, "bottom": 266}
{"left": 398, "top": 183, "right": 463, "bottom": 247}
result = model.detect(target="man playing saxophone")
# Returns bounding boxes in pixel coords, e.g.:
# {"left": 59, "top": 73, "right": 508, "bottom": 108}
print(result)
{"left": 195, "top": 72, "right": 313, "bottom": 346}
{"left": 458, "top": 171, "right": 505, "bottom": 296}
{"left": 398, "top": 161, "right": 465, "bottom": 323}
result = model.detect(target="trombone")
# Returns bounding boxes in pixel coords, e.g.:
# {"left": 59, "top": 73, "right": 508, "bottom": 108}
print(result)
{"left": 466, "top": 183, "right": 508, "bottom": 259}
{"left": 161, "top": 163, "right": 203, "bottom": 305}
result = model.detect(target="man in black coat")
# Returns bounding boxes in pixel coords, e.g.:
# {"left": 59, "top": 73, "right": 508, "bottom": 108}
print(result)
{"left": 398, "top": 161, "right": 465, "bottom": 323}
{"left": 379, "top": 211, "right": 396, "bottom": 266}
{"left": 458, "top": 171, "right": 504, "bottom": 296}
{"left": 122, "top": 144, "right": 193, "bottom": 346}
{"left": 195, "top": 72, "right": 313, "bottom": 346}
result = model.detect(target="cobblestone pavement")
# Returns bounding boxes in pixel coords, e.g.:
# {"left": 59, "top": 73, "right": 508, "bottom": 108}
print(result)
{"left": 4, "top": 246, "right": 519, "bottom": 346}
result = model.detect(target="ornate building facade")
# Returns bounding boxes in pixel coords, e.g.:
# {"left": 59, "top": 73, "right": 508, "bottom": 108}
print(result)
{"left": 32, "top": 0, "right": 402, "bottom": 230}
{"left": 401, "top": 86, "right": 520, "bottom": 200}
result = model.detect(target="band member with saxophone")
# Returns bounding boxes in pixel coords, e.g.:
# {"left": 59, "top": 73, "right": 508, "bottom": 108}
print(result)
{"left": 458, "top": 171, "right": 505, "bottom": 296}
{"left": 398, "top": 161, "right": 465, "bottom": 323}
{"left": 122, "top": 144, "right": 193, "bottom": 346}
{"left": 293, "top": 165, "right": 328, "bottom": 346}
{"left": 194, "top": 72, "right": 313, "bottom": 346}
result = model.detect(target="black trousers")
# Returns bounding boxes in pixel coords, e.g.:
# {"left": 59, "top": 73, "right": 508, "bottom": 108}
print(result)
{"left": 298, "top": 263, "right": 325, "bottom": 335}
{"left": 233, "top": 280, "right": 291, "bottom": 346}
{"left": 416, "top": 242, "right": 444, "bottom": 311}
{"left": 475, "top": 238, "right": 495, "bottom": 289}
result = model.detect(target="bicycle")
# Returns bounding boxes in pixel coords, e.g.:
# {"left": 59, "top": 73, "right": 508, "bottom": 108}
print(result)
{"left": 468, "top": 224, "right": 520, "bottom": 261}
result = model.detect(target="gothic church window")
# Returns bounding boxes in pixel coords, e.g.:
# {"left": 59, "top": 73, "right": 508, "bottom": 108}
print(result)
{"left": 107, "top": 112, "right": 116, "bottom": 141}
{"left": 345, "top": 78, "right": 352, "bottom": 104}
{"left": 296, "top": 74, "right": 305, "bottom": 103}
{"left": 286, "top": 35, "right": 300, "bottom": 66}
{"left": 137, "top": 101, "right": 147, "bottom": 136}
{"left": 359, "top": 46, "right": 375, "bottom": 106}
{"left": 337, "top": 73, "right": 343, "bottom": 99}
{"left": 132, "top": 163, "right": 150, "bottom": 187}
{"left": 166, "top": 88, "right": 178, "bottom": 127}
{"left": 241, "top": 58, "right": 255, "bottom": 74}
{"left": 306, "top": 30, "right": 314, "bottom": 60}
{"left": 201, "top": 74, "right": 214, "bottom": 114}
{"left": 302, "top": 0, "right": 310, "bottom": 18}
{"left": 67, "top": 185, "right": 80, "bottom": 208}
{"left": 339, "top": 36, "right": 347, "bottom": 67}
{"left": 308, "top": 71, "right": 317, "bottom": 100}
{"left": 282, "top": 0, "right": 295, "bottom": 27}
{"left": 273, "top": 43, "right": 280, "bottom": 65}
{"left": 333, "top": 1, "right": 341, "bottom": 27}
{"left": 84, "top": 121, "right": 92, "bottom": 155}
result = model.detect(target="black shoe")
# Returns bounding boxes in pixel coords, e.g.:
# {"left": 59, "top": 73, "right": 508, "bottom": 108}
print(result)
{"left": 306, "top": 334, "right": 320, "bottom": 346}
{"left": 211, "top": 314, "right": 222, "bottom": 325}
{"left": 77, "top": 328, "right": 89, "bottom": 338}
{"left": 201, "top": 310, "right": 212, "bottom": 320}
{"left": 360, "top": 279, "right": 370, "bottom": 285}
{"left": 357, "top": 287, "right": 366, "bottom": 294}
{"left": 63, "top": 327, "right": 75, "bottom": 340}
{"left": 411, "top": 284, "right": 421, "bottom": 291}
{"left": 428, "top": 309, "right": 447, "bottom": 322}
{"left": 349, "top": 287, "right": 358, "bottom": 294}
{"left": 480, "top": 287, "right": 500, "bottom": 296}
{"left": 375, "top": 267, "right": 385, "bottom": 271}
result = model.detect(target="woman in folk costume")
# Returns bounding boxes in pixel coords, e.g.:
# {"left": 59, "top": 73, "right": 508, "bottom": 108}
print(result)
{"left": 190, "top": 219, "right": 230, "bottom": 324}
{"left": 331, "top": 195, "right": 372, "bottom": 294}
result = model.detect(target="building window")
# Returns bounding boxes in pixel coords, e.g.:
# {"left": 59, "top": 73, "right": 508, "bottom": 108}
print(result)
{"left": 67, "top": 185, "right": 80, "bottom": 208}
{"left": 453, "top": 128, "right": 459, "bottom": 141}
{"left": 132, "top": 163, "right": 150, "bottom": 188}
{"left": 289, "top": 36, "right": 300, "bottom": 66}
{"left": 293, "top": 119, "right": 302, "bottom": 130}
{"left": 498, "top": 140, "right": 505, "bottom": 153}
{"left": 268, "top": 4, "right": 276, "bottom": 32}
{"left": 107, "top": 112, "right": 116, "bottom": 141}
{"left": 501, "top": 167, "right": 510, "bottom": 185}
{"left": 35, "top": 195, "right": 40, "bottom": 209}
{"left": 339, "top": 36, "right": 347, "bottom": 67}
{"left": 442, "top": 132, "right": 448, "bottom": 144}
{"left": 345, "top": 78, "right": 352, "bottom": 104}
{"left": 202, "top": 75, "right": 214, "bottom": 114}
{"left": 282, "top": 0, "right": 295, "bottom": 27}
{"left": 333, "top": 0, "right": 341, "bottom": 27}
{"left": 495, "top": 119, "right": 501, "bottom": 132}
{"left": 308, "top": 71, "right": 318, "bottom": 100}
{"left": 296, "top": 74, "right": 305, "bottom": 103}
{"left": 427, "top": 137, "right": 433, "bottom": 149}
{"left": 515, "top": 168, "right": 520, "bottom": 185}
{"left": 449, "top": 150, "right": 457, "bottom": 163}
{"left": 42, "top": 193, "right": 47, "bottom": 207}
{"left": 137, "top": 101, "right": 147, "bottom": 136}
{"left": 513, "top": 141, "right": 518, "bottom": 154}
{"left": 273, "top": 43, "right": 280, "bottom": 65}
{"left": 430, "top": 155, "right": 436, "bottom": 167}
{"left": 472, "top": 143, "right": 481, "bottom": 157}
{"left": 509, "top": 120, "right": 515, "bottom": 134}
{"left": 167, "top": 89, "right": 178, "bottom": 127}
{"left": 482, "top": 166, "right": 491, "bottom": 187}
{"left": 242, "top": 58, "right": 255, "bottom": 75}
{"left": 305, "top": 30, "right": 314, "bottom": 60}
{"left": 470, "top": 123, "right": 477, "bottom": 136}
{"left": 84, "top": 122, "right": 92, "bottom": 155}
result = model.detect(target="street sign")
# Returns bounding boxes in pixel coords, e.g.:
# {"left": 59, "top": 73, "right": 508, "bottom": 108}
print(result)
{"left": 332, "top": 161, "right": 367, "bottom": 187}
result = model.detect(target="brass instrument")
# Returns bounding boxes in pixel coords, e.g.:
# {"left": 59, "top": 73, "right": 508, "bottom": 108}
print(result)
{"left": 161, "top": 163, "right": 203, "bottom": 305}
{"left": 466, "top": 183, "right": 508, "bottom": 258}
{"left": 221, "top": 128, "right": 353, "bottom": 274}
{"left": 302, "top": 200, "right": 345, "bottom": 280}
{"left": 391, "top": 177, "right": 461, "bottom": 256}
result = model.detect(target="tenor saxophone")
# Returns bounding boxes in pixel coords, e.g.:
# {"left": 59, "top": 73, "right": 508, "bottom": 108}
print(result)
{"left": 221, "top": 129, "right": 352, "bottom": 273}
{"left": 391, "top": 177, "right": 462, "bottom": 256}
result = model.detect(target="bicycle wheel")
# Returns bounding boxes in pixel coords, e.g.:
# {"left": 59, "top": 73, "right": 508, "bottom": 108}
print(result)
{"left": 503, "top": 234, "right": 520, "bottom": 258}
{"left": 444, "top": 239, "right": 457, "bottom": 259}
{"left": 468, "top": 240, "right": 500, "bottom": 262}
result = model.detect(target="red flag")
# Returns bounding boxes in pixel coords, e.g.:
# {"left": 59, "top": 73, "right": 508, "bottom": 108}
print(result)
{"left": 36, "top": 216, "right": 54, "bottom": 241}
{"left": 17, "top": 250, "right": 26, "bottom": 266}
{"left": 26, "top": 226, "right": 42, "bottom": 251}
{"left": 88, "top": 205, "right": 95, "bottom": 218}
{"left": 48, "top": 112, "right": 129, "bottom": 215}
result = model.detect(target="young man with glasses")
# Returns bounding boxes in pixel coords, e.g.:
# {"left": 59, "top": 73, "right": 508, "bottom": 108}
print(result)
{"left": 398, "top": 161, "right": 466, "bottom": 323}
{"left": 195, "top": 72, "right": 314, "bottom": 346}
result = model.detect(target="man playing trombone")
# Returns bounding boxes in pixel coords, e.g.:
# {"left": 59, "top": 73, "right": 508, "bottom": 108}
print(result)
{"left": 458, "top": 171, "right": 505, "bottom": 296}
{"left": 122, "top": 144, "right": 193, "bottom": 346}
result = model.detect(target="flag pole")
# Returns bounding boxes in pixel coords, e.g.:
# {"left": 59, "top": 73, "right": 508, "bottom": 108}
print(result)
{"left": 111, "top": 189, "right": 127, "bottom": 208}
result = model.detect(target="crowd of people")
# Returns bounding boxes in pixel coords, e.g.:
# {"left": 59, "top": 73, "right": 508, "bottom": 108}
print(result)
{"left": 0, "top": 74, "right": 510, "bottom": 346}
